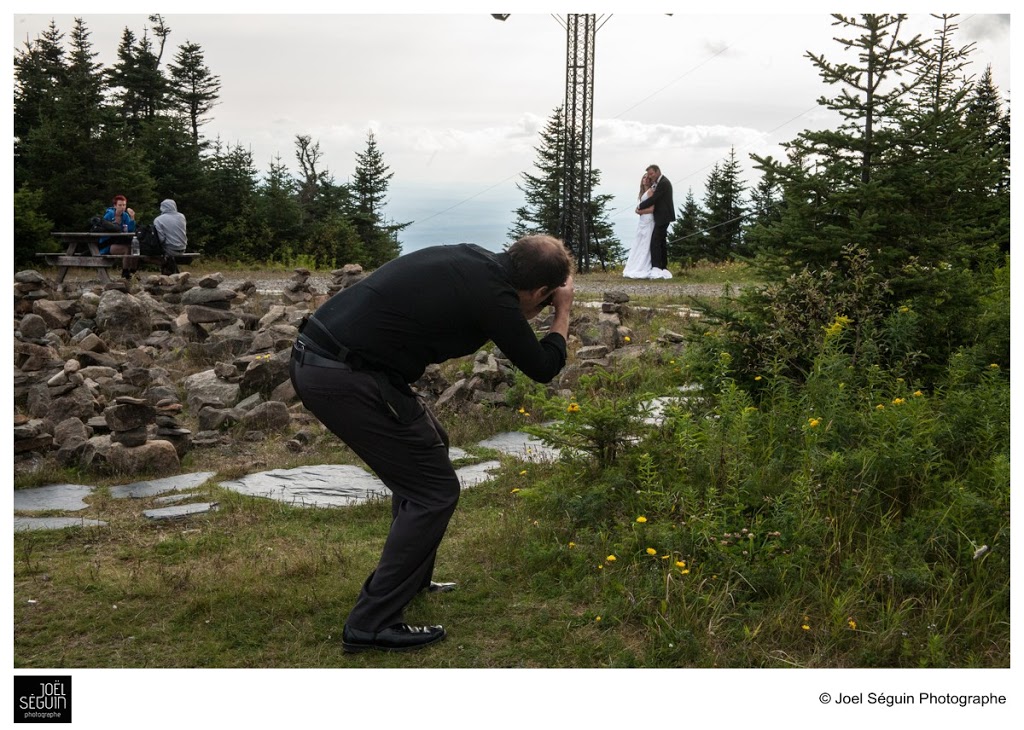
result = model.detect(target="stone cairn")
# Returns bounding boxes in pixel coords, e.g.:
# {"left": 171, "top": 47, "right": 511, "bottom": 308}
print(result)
{"left": 283, "top": 268, "right": 316, "bottom": 305}
{"left": 327, "top": 264, "right": 366, "bottom": 297}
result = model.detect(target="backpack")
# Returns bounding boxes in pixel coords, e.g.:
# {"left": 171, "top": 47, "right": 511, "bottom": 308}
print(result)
{"left": 136, "top": 224, "right": 164, "bottom": 256}
{"left": 89, "top": 216, "right": 122, "bottom": 233}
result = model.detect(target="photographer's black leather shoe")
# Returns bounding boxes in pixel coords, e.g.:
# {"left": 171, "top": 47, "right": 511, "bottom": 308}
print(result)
{"left": 342, "top": 623, "right": 446, "bottom": 653}
{"left": 426, "top": 581, "right": 457, "bottom": 593}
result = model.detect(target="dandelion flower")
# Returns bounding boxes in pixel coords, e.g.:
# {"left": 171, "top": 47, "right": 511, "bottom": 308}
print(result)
{"left": 568, "top": 542, "right": 576, "bottom": 549}
{"left": 518, "top": 407, "right": 526, "bottom": 414}
{"left": 913, "top": 390, "right": 924, "bottom": 397}
{"left": 848, "top": 619, "right": 857, "bottom": 630}
{"left": 661, "top": 555, "right": 670, "bottom": 560}
{"left": 875, "top": 404, "right": 885, "bottom": 411}
{"left": 802, "top": 624, "right": 810, "bottom": 631}
{"left": 635, "top": 516, "right": 647, "bottom": 523}
{"left": 892, "top": 397, "right": 906, "bottom": 405}
{"left": 989, "top": 363, "right": 1000, "bottom": 370}
{"left": 675, "top": 560, "right": 686, "bottom": 569}
{"left": 606, "top": 555, "right": 617, "bottom": 563}
{"left": 681, "top": 569, "right": 690, "bottom": 575}
{"left": 523, "top": 412, "right": 530, "bottom": 417}
{"left": 754, "top": 375, "right": 762, "bottom": 381}
{"left": 808, "top": 418, "right": 821, "bottom": 428}
{"left": 567, "top": 402, "right": 581, "bottom": 413}
{"left": 899, "top": 306, "right": 910, "bottom": 313}
{"left": 646, "top": 547, "right": 657, "bottom": 556}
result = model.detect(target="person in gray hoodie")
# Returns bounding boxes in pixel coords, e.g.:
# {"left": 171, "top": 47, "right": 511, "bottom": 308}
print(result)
{"left": 152, "top": 199, "right": 187, "bottom": 254}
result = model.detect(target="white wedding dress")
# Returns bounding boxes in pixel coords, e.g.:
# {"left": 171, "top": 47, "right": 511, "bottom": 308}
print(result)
{"left": 622, "top": 188, "right": 655, "bottom": 279}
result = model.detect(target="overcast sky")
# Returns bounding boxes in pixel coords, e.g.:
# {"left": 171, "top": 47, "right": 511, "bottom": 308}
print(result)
{"left": 10, "top": 7, "right": 1011, "bottom": 254}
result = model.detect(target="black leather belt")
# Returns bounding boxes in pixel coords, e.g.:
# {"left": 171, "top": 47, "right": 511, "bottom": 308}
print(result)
{"left": 292, "top": 339, "right": 352, "bottom": 370}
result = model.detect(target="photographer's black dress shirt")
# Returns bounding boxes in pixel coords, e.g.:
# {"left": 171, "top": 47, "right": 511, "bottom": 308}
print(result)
{"left": 310, "top": 243, "right": 567, "bottom": 385}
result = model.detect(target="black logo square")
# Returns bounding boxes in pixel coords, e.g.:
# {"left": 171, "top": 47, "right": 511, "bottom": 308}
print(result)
{"left": 14, "top": 675, "right": 72, "bottom": 724}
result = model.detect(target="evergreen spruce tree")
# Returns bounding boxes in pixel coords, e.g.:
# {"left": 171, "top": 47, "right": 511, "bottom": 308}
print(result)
{"left": 702, "top": 147, "right": 747, "bottom": 261}
{"left": 668, "top": 188, "right": 707, "bottom": 265}
{"left": 509, "top": 108, "right": 564, "bottom": 240}
{"left": 13, "top": 21, "right": 66, "bottom": 148}
{"left": 351, "top": 130, "right": 408, "bottom": 266}
{"left": 509, "top": 106, "right": 623, "bottom": 266}
{"left": 167, "top": 41, "right": 221, "bottom": 146}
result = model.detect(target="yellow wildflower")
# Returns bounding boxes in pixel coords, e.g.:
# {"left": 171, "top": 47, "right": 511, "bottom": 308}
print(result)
{"left": 913, "top": 390, "right": 923, "bottom": 397}
{"left": 518, "top": 407, "right": 526, "bottom": 414}
{"left": 989, "top": 363, "right": 1000, "bottom": 370}
{"left": 623, "top": 336, "right": 631, "bottom": 343}
{"left": 635, "top": 516, "right": 647, "bottom": 523}
{"left": 899, "top": 306, "right": 910, "bottom": 313}
{"left": 519, "top": 470, "right": 527, "bottom": 475}
{"left": 808, "top": 418, "right": 821, "bottom": 428}
{"left": 675, "top": 560, "right": 686, "bottom": 569}
{"left": 595, "top": 615, "right": 602, "bottom": 622}
{"left": 646, "top": 547, "right": 657, "bottom": 556}
{"left": 802, "top": 624, "right": 811, "bottom": 631}
{"left": 567, "top": 402, "right": 580, "bottom": 413}
{"left": 661, "top": 555, "right": 670, "bottom": 560}
{"left": 892, "top": 397, "right": 906, "bottom": 406}
{"left": 568, "top": 542, "right": 576, "bottom": 549}
{"left": 848, "top": 619, "right": 857, "bottom": 630}
{"left": 510, "top": 488, "right": 520, "bottom": 494}
{"left": 606, "top": 555, "right": 617, "bottom": 563}
{"left": 681, "top": 569, "right": 690, "bottom": 575}
{"left": 754, "top": 375, "right": 762, "bottom": 381}
{"left": 876, "top": 404, "right": 885, "bottom": 411}
{"left": 597, "top": 564, "right": 603, "bottom": 570}
{"left": 824, "top": 315, "right": 853, "bottom": 339}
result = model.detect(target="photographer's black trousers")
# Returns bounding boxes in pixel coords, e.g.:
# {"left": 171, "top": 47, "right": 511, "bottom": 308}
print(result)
{"left": 290, "top": 352, "right": 459, "bottom": 633}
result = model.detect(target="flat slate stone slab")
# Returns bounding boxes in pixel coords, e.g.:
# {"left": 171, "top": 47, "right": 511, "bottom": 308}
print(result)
{"left": 14, "top": 516, "right": 108, "bottom": 532}
{"left": 143, "top": 502, "right": 219, "bottom": 520}
{"left": 476, "top": 431, "right": 561, "bottom": 463}
{"left": 455, "top": 460, "right": 502, "bottom": 489}
{"left": 218, "top": 464, "right": 389, "bottom": 508}
{"left": 13, "top": 484, "right": 94, "bottom": 512}
{"left": 109, "top": 471, "right": 216, "bottom": 499}
{"left": 153, "top": 493, "right": 200, "bottom": 505}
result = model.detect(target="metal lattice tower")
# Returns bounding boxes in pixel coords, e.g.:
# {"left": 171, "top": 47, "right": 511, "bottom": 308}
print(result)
{"left": 494, "top": 13, "right": 609, "bottom": 272}
{"left": 560, "top": 14, "right": 597, "bottom": 272}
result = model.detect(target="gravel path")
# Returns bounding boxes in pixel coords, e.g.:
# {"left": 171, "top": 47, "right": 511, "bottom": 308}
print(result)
{"left": 220, "top": 271, "right": 735, "bottom": 300}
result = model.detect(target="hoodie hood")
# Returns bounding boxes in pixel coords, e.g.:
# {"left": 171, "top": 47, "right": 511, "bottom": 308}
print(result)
{"left": 159, "top": 199, "right": 178, "bottom": 214}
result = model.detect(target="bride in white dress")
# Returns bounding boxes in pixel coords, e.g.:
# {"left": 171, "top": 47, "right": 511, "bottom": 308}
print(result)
{"left": 623, "top": 172, "right": 671, "bottom": 279}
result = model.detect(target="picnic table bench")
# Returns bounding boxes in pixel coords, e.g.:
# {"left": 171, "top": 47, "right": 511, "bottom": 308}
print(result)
{"left": 38, "top": 232, "right": 200, "bottom": 284}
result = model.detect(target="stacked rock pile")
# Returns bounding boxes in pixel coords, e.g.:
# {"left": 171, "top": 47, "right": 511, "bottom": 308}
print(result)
{"left": 326, "top": 264, "right": 366, "bottom": 296}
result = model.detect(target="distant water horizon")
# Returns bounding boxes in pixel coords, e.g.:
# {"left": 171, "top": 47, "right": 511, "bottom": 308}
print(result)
{"left": 389, "top": 180, "right": 637, "bottom": 257}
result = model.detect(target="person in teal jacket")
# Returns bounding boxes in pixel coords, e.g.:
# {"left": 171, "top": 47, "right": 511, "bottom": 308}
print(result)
{"left": 98, "top": 194, "right": 136, "bottom": 254}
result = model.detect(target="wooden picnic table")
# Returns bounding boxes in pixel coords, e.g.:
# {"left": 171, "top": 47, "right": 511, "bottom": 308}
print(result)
{"left": 38, "top": 232, "right": 199, "bottom": 284}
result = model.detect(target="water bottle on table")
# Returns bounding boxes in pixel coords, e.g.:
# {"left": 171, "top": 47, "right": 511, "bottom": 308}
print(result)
{"left": 131, "top": 235, "right": 140, "bottom": 256}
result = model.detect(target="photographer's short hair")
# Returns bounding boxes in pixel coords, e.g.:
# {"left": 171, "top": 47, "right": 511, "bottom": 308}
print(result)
{"left": 507, "top": 235, "right": 573, "bottom": 291}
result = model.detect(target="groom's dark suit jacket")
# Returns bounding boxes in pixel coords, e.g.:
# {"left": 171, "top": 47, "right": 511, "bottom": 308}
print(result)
{"left": 637, "top": 175, "right": 676, "bottom": 224}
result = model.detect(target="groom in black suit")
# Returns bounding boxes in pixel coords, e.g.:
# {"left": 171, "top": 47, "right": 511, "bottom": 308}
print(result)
{"left": 635, "top": 164, "right": 675, "bottom": 270}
